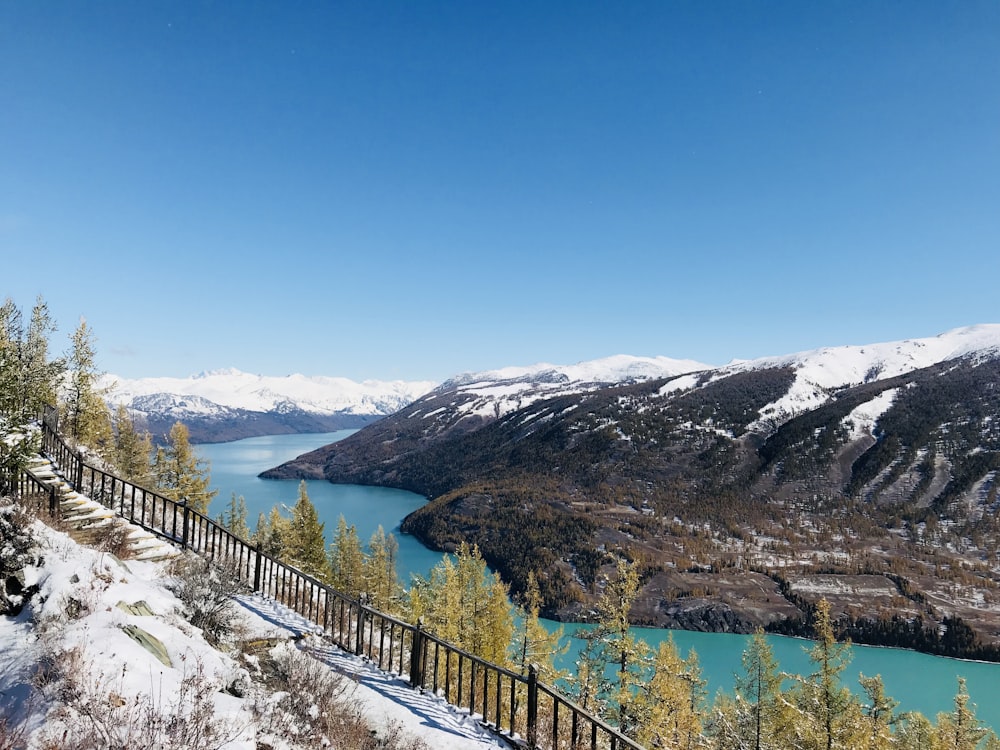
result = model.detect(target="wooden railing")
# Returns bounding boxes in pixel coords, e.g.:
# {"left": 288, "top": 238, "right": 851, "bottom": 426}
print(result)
{"left": 24, "top": 408, "right": 644, "bottom": 750}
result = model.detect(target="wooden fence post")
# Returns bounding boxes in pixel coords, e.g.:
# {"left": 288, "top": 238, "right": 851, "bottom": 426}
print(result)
{"left": 409, "top": 618, "right": 424, "bottom": 688}
{"left": 527, "top": 663, "right": 539, "bottom": 749}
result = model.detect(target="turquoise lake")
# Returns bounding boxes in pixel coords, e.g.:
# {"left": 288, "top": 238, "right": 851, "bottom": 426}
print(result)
{"left": 198, "top": 431, "right": 1000, "bottom": 730}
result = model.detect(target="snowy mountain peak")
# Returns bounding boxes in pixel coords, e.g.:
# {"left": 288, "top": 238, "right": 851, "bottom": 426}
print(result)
{"left": 443, "top": 354, "right": 712, "bottom": 390}
{"left": 107, "top": 371, "right": 438, "bottom": 417}
{"left": 104, "top": 370, "right": 439, "bottom": 442}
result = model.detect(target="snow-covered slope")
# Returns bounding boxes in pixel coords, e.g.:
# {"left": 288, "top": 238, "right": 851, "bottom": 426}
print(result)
{"left": 715, "top": 324, "right": 1000, "bottom": 430}
{"left": 0, "top": 512, "right": 507, "bottom": 749}
{"left": 434, "top": 354, "right": 713, "bottom": 421}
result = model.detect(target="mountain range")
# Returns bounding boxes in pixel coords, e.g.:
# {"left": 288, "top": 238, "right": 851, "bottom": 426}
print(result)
{"left": 105, "top": 369, "right": 438, "bottom": 443}
{"left": 262, "top": 325, "right": 1000, "bottom": 655}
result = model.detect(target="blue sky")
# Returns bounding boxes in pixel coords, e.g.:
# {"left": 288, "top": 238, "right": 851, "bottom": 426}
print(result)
{"left": 2, "top": 2, "right": 998, "bottom": 383}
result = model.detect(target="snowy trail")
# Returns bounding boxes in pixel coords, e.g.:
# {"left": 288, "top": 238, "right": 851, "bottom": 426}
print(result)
{"left": 236, "top": 595, "right": 513, "bottom": 750}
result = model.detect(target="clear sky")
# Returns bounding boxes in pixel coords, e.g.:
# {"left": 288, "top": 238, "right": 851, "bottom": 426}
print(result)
{"left": 2, "top": 2, "right": 998, "bottom": 383}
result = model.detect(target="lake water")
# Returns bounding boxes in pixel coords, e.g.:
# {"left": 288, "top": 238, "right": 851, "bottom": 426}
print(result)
{"left": 199, "top": 431, "right": 1000, "bottom": 730}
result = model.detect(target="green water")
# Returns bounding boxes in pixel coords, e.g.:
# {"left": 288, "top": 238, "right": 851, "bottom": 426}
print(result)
{"left": 199, "top": 431, "right": 1000, "bottom": 731}
{"left": 552, "top": 621, "right": 1000, "bottom": 730}
{"left": 198, "top": 431, "right": 445, "bottom": 582}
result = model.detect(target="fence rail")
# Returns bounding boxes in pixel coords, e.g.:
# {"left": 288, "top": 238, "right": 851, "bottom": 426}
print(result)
{"left": 22, "top": 407, "right": 644, "bottom": 750}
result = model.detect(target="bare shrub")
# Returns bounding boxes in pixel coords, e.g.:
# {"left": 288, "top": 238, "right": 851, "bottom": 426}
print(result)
{"left": 0, "top": 495, "right": 39, "bottom": 615}
{"left": 375, "top": 718, "right": 432, "bottom": 750}
{"left": 167, "top": 553, "right": 247, "bottom": 648}
{"left": 97, "top": 520, "right": 135, "bottom": 559}
{"left": 36, "top": 649, "right": 245, "bottom": 750}
{"left": 0, "top": 702, "right": 27, "bottom": 750}
{"left": 250, "top": 641, "right": 363, "bottom": 746}
{"left": 249, "top": 641, "right": 429, "bottom": 750}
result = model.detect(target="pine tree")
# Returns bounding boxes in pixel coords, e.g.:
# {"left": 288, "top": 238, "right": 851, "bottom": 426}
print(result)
{"left": 328, "top": 515, "right": 365, "bottom": 598}
{"left": 858, "top": 673, "right": 897, "bottom": 750}
{"left": 571, "top": 557, "right": 650, "bottom": 733}
{"left": 111, "top": 404, "right": 153, "bottom": 485}
{"left": 932, "top": 677, "right": 989, "bottom": 750}
{"left": 408, "top": 542, "right": 514, "bottom": 664}
{"left": 635, "top": 636, "right": 706, "bottom": 749}
{"left": 218, "top": 492, "right": 250, "bottom": 540}
{"left": 0, "top": 296, "right": 64, "bottom": 424}
{"left": 895, "top": 711, "right": 935, "bottom": 750}
{"left": 364, "top": 525, "right": 400, "bottom": 612}
{"left": 712, "top": 628, "right": 792, "bottom": 750}
{"left": 254, "top": 507, "right": 291, "bottom": 558}
{"left": 511, "top": 572, "right": 567, "bottom": 681}
{"left": 62, "top": 316, "right": 113, "bottom": 451}
{"left": 794, "top": 598, "right": 862, "bottom": 750}
{"left": 286, "top": 481, "right": 330, "bottom": 582}
{"left": 151, "top": 422, "right": 217, "bottom": 513}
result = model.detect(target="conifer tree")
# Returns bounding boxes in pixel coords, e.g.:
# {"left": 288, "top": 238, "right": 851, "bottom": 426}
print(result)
{"left": 794, "top": 598, "right": 862, "bottom": 750}
{"left": 255, "top": 507, "right": 291, "bottom": 557}
{"left": 895, "top": 711, "right": 935, "bottom": 750}
{"left": 713, "top": 628, "right": 791, "bottom": 750}
{"left": 511, "top": 572, "right": 566, "bottom": 681}
{"left": 328, "top": 515, "right": 365, "bottom": 598}
{"left": 858, "top": 673, "right": 897, "bottom": 749}
{"left": 932, "top": 677, "right": 989, "bottom": 750}
{"left": 218, "top": 492, "right": 250, "bottom": 540}
{"left": 408, "top": 542, "right": 514, "bottom": 664}
{"left": 0, "top": 296, "right": 63, "bottom": 424}
{"left": 364, "top": 525, "right": 400, "bottom": 612}
{"left": 286, "top": 481, "right": 330, "bottom": 582}
{"left": 571, "top": 557, "right": 649, "bottom": 732}
{"left": 151, "top": 421, "right": 217, "bottom": 513}
{"left": 111, "top": 404, "right": 153, "bottom": 485}
{"left": 62, "top": 316, "right": 113, "bottom": 451}
{"left": 635, "top": 636, "right": 706, "bottom": 749}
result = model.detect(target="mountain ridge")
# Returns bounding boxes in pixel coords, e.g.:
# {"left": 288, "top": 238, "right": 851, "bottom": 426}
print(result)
{"left": 104, "top": 369, "right": 439, "bottom": 443}
{"left": 262, "top": 325, "right": 1000, "bottom": 655}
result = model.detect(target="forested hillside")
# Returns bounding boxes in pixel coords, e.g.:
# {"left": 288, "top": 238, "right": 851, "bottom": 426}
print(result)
{"left": 266, "top": 328, "right": 1000, "bottom": 656}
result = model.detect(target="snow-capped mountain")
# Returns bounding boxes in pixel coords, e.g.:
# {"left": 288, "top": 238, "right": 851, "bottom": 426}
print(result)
{"left": 263, "top": 325, "right": 1000, "bottom": 641}
{"left": 433, "top": 354, "right": 713, "bottom": 423}
{"left": 104, "top": 370, "right": 438, "bottom": 443}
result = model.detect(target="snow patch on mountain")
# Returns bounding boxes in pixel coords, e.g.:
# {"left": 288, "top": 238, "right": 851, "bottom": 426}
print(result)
{"left": 443, "top": 354, "right": 713, "bottom": 420}
{"left": 736, "top": 325, "right": 1000, "bottom": 430}
{"left": 842, "top": 388, "right": 900, "bottom": 441}
{"left": 445, "top": 354, "right": 712, "bottom": 389}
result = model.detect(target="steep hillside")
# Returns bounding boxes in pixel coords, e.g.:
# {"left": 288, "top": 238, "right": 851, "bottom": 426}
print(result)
{"left": 264, "top": 327, "right": 1000, "bottom": 654}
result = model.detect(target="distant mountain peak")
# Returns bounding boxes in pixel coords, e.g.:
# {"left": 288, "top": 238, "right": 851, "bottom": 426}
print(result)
{"left": 104, "top": 370, "right": 438, "bottom": 443}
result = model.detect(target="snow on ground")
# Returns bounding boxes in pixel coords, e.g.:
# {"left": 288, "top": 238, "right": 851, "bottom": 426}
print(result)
{"left": 234, "top": 595, "right": 510, "bottom": 750}
{"left": 842, "top": 388, "right": 899, "bottom": 440}
{"left": 733, "top": 324, "right": 1000, "bottom": 431}
{"left": 0, "top": 516, "right": 509, "bottom": 749}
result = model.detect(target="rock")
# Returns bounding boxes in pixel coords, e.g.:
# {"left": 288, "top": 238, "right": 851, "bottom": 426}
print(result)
{"left": 656, "top": 598, "right": 758, "bottom": 634}
{"left": 116, "top": 600, "right": 156, "bottom": 617}
{"left": 121, "top": 624, "right": 172, "bottom": 667}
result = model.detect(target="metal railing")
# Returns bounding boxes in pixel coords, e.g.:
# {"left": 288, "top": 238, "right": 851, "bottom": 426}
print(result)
{"left": 24, "top": 407, "right": 644, "bottom": 750}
